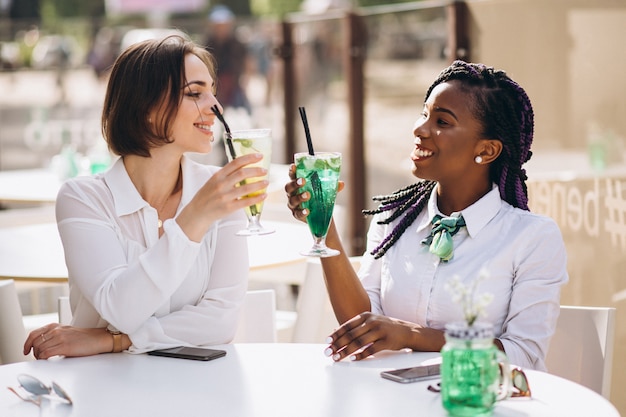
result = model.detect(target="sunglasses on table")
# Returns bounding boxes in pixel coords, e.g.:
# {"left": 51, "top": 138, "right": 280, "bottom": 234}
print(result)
{"left": 427, "top": 367, "right": 532, "bottom": 398}
{"left": 7, "top": 373, "right": 73, "bottom": 407}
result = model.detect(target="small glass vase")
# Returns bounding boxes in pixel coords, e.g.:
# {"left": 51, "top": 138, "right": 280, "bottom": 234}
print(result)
{"left": 440, "top": 322, "right": 511, "bottom": 417}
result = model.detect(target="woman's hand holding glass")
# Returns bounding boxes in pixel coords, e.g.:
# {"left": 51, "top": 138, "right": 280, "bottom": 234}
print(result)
{"left": 285, "top": 164, "right": 345, "bottom": 232}
{"left": 177, "top": 153, "right": 268, "bottom": 242}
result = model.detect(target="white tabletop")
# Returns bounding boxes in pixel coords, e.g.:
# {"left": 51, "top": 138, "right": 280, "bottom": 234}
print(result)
{"left": 0, "top": 169, "right": 61, "bottom": 205}
{"left": 0, "top": 221, "right": 309, "bottom": 281}
{"left": 0, "top": 344, "right": 619, "bottom": 417}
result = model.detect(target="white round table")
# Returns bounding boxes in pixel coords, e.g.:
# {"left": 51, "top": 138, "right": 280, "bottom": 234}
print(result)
{"left": 0, "top": 169, "right": 60, "bottom": 205}
{"left": 0, "top": 344, "right": 619, "bottom": 417}
{"left": 0, "top": 221, "right": 309, "bottom": 282}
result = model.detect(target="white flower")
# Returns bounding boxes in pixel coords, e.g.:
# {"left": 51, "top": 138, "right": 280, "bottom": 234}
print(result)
{"left": 444, "top": 269, "right": 493, "bottom": 326}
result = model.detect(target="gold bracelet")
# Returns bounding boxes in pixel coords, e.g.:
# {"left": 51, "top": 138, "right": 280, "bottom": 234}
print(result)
{"left": 106, "top": 326, "right": 123, "bottom": 353}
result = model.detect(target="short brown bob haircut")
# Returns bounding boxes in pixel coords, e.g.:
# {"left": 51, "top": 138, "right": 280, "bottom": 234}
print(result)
{"left": 102, "top": 34, "right": 216, "bottom": 157}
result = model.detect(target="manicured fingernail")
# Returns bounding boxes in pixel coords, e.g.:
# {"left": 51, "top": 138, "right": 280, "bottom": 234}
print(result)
{"left": 302, "top": 209, "right": 309, "bottom": 216}
{"left": 296, "top": 178, "right": 304, "bottom": 186}
{"left": 349, "top": 355, "right": 357, "bottom": 361}
{"left": 332, "top": 354, "right": 340, "bottom": 361}
{"left": 324, "top": 347, "right": 333, "bottom": 357}
{"left": 325, "top": 336, "right": 333, "bottom": 344}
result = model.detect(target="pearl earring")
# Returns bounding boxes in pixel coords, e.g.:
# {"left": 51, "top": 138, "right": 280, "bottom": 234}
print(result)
{"left": 474, "top": 155, "right": 483, "bottom": 164}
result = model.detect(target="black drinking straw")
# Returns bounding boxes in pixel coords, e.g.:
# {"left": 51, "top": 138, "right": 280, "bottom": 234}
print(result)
{"left": 298, "top": 107, "right": 315, "bottom": 156}
{"left": 212, "top": 105, "right": 237, "bottom": 159}
{"left": 299, "top": 106, "right": 323, "bottom": 209}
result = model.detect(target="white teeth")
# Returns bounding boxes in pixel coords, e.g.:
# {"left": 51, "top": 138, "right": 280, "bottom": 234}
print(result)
{"left": 196, "top": 124, "right": 212, "bottom": 131}
{"left": 415, "top": 148, "right": 433, "bottom": 157}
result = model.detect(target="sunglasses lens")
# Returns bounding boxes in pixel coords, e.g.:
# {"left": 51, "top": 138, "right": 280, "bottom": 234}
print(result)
{"left": 512, "top": 369, "right": 531, "bottom": 397}
{"left": 52, "top": 382, "right": 73, "bottom": 404}
{"left": 17, "top": 374, "right": 49, "bottom": 396}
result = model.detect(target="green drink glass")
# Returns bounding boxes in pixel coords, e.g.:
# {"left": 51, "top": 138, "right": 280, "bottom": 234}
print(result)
{"left": 294, "top": 152, "right": 341, "bottom": 257}
{"left": 224, "top": 129, "right": 274, "bottom": 236}
{"left": 440, "top": 322, "right": 511, "bottom": 417}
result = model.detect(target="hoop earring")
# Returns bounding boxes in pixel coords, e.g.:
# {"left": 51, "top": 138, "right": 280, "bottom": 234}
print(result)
{"left": 474, "top": 155, "right": 483, "bottom": 164}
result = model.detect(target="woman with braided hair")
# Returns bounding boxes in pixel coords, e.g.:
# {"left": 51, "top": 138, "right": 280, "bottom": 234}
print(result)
{"left": 285, "top": 60, "right": 568, "bottom": 370}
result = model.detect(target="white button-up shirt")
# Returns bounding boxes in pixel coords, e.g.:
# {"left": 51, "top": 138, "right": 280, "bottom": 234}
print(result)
{"left": 56, "top": 155, "right": 249, "bottom": 352}
{"left": 359, "top": 184, "right": 568, "bottom": 370}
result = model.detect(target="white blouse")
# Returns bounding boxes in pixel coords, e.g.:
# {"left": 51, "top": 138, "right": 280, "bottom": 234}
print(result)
{"left": 55, "top": 155, "right": 249, "bottom": 353}
{"left": 359, "top": 184, "right": 569, "bottom": 370}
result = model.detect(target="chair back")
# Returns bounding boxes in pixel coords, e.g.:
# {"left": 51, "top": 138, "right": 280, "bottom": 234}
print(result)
{"left": 291, "top": 256, "right": 362, "bottom": 343}
{"left": 545, "top": 305, "right": 616, "bottom": 398}
{"left": 233, "top": 289, "right": 277, "bottom": 343}
{"left": 0, "top": 280, "right": 33, "bottom": 364}
{"left": 58, "top": 296, "right": 72, "bottom": 325}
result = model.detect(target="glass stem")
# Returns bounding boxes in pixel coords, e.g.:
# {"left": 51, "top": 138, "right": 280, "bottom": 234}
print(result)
{"left": 247, "top": 215, "right": 262, "bottom": 232}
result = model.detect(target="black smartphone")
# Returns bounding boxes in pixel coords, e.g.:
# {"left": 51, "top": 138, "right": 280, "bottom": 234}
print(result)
{"left": 380, "top": 363, "right": 441, "bottom": 383}
{"left": 147, "top": 347, "right": 227, "bottom": 361}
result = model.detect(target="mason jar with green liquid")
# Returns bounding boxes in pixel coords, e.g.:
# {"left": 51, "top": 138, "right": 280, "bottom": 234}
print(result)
{"left": 440, "top": 322, "right": 511, "bottom": 417}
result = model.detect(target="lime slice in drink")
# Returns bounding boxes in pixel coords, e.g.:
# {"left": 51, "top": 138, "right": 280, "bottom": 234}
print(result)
{"left": 313, "top": 159, "right": 328, "bottom": 171}
{"left": 327, "top": 156, "right": 341, "bottom": 171}
{"left": 234, "top": 139, "right": 253, "bottom": 148}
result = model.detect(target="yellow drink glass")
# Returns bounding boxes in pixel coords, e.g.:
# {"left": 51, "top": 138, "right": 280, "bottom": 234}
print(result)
{"left": 224, "top": 128, "right": 274, "bottom": 236}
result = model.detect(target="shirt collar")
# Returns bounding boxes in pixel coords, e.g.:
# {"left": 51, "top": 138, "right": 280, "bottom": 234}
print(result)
{"left": 104, "top": 157, "right": 147, "bottom": 218}
{"left": 416, "top": 183, "right": 502, "bottom": 238}
{"left": 103, "top": 155, "right": 199, "bottom": 218}
{"left": 460, "top": 184, "right": 502, "bottom": 237}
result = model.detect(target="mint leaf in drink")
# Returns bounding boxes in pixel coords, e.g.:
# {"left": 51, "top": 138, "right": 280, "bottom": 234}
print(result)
{"left": 302, "top": 157, "right": 317, "bottom": 171}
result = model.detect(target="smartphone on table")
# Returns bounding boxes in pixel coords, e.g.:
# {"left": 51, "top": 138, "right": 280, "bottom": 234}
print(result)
{"left": 147, "top": 346, "right": 227, "bottom": 362}
{"left": 380, "top": 363, "right": 441, "bottom": 383}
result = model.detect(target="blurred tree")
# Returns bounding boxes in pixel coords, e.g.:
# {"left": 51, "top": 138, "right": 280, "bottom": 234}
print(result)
{"left": 251, "top": 0, "right": 302, "bottom": 16}
{"left": 249, "top": 0, "right": 421, "bottom": 17}
{"left": 42, "top": 0, "right": 105, "bottom": 17}
{"left": 357, "top": 0, "right": 417, "bottom": 5}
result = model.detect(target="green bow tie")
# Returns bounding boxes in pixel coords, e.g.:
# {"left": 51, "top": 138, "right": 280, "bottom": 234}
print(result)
{"left": 421, "top": 214, "right": 466, "bottom": 262}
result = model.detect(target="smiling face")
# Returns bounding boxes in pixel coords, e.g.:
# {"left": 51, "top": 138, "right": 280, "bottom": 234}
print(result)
{"left": 410, "top": 80, "right": 488, "bottom": 186}
{"left": 160, "top": 53, "right": 221, "bottom": 155}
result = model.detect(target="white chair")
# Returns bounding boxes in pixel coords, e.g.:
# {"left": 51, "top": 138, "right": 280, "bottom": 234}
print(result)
{"left": 233, "top": 289, "right": 278, "bottom": 343}
{"left": 0, "top": 280, "right": 34, "bottom": 364}
{"left": 35, "top": 291, "right": 279, "bottom": 343}
{"left": 58, "top": 295, "right": 72, "bottom": 325}
{"left": 545, "top": 305, "right": 616, "bottom": 399}
{"left": 291, "top": 256, "right": 362, "bottom": 343}
{"left": 21, "top": 291, "right": 66, "bottom": 334}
